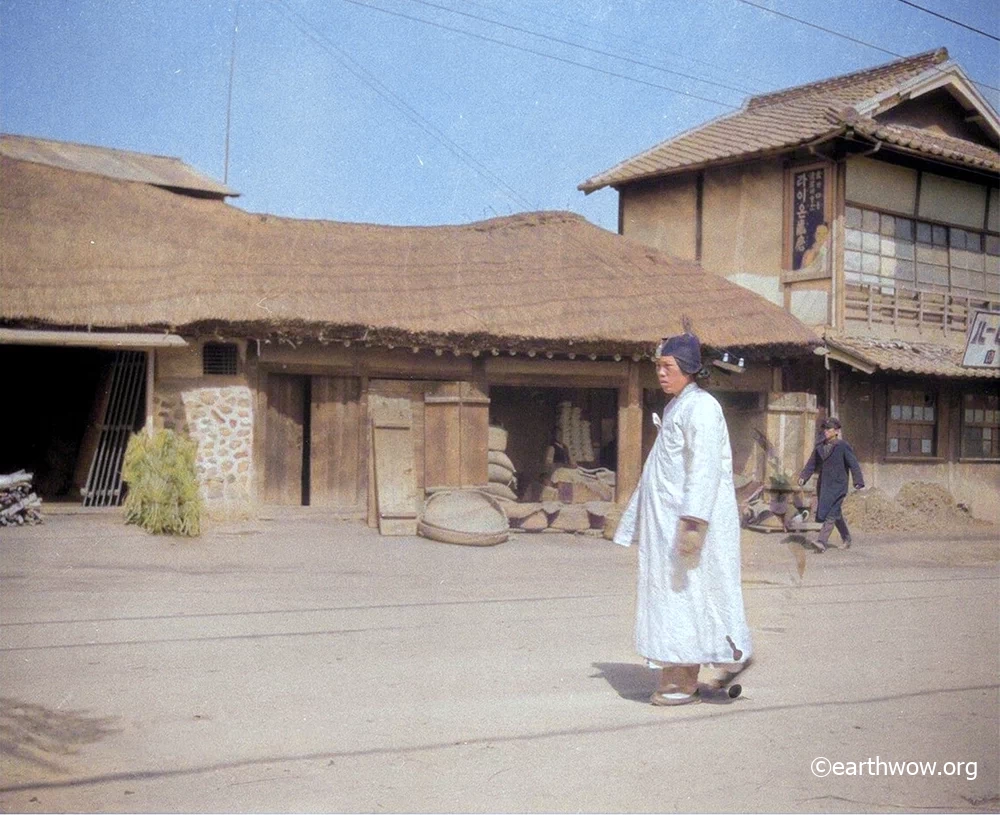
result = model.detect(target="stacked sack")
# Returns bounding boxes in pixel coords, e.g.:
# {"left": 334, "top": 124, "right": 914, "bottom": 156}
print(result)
{"left": 482, "top": 425, "right": 518, "bottom": 503}
{"left": 557, "top": 401, "right": 596, "bottom": 464}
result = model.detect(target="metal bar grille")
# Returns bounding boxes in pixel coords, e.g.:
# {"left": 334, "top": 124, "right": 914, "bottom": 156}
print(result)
{"left": 203, "top": 343, "right": 238, "bottom": 375}
{"left": 82, "top": 351, "right": 147, "bottom": 507}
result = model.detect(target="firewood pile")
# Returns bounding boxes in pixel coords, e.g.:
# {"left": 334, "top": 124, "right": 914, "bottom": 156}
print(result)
{"left": 0, "top": 470, "right": 43, "bottom": 527}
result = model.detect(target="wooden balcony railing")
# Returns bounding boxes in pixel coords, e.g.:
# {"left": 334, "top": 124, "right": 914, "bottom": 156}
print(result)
{"left": 844, "top": 282, "right": 1000, "bottom": 335}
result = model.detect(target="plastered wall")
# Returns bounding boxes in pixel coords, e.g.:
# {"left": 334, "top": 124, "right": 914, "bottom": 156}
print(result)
{"left": 620, "top": 175, "right": 698, "bottom": 259}
{"left": 702, "top": 159, "right": 785, "bottom": 284}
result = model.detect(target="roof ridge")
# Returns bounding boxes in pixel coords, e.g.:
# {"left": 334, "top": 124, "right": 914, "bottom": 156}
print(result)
{"left": 745, "top": 47, "right": 947, "bottom": 109}
{"left": 0, "top": 132, "right": 183, "bottom": 164}
{"left": 576, "top": 48, "right": 998, "bottom": 193}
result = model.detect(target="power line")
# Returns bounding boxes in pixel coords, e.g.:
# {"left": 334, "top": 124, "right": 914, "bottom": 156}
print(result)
{"left": 468, "top": 0, "right": 772, "bottom": 92}
{"left": 398, "top": 0, "right": 757, "bottom": 96}
{"left": 263, "top": 0, "right": 685, "bottom": 303}
{"left": 267, "top": 0, "right": 530, "bottom": 208}
{"left": 729, "top": 0, "right": 1000, "bottom": 94}
{"left": 892, "top": 0, "right": 999, "bottom": 42}
{"left": 336, "top": 0, "right": 740, "bottom": 108}
{"left": 269, "top": 0, "right": 996, "bottom": 201}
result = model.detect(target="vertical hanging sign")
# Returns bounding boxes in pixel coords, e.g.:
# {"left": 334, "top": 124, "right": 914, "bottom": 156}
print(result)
{"left": 791, "top": 166, "right": 829, "bottom": 272}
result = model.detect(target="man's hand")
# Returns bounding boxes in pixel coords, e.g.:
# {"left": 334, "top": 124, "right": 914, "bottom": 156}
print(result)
{"left": 677, "top": 517, "right": 707, "bottom": 556}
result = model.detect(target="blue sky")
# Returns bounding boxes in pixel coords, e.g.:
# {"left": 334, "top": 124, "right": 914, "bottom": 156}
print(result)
{"left": 1, "top": 0, "right": 997, "bottom": 230}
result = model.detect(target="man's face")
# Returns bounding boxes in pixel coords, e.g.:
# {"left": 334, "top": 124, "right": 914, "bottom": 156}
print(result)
{"left": 823, "top": 426, "right": 839, "bottom": 441}
{"left": 656, "top": 355, "right": 692, "bottom": 396}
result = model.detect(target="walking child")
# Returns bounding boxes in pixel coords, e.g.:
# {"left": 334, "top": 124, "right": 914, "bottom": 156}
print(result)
{"left": 798, "top": 417, "right": 865, "bottom": 552}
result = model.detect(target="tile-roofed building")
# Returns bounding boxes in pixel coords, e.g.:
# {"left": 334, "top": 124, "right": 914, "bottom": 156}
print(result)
{"left": 579, "top": 49, "right": 1000, "bottom": 523}
{"left": 580, "top": 48, "right": 997, "bottom": 192}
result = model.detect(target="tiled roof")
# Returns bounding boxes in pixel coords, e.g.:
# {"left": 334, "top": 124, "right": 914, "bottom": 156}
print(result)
{"left": 579, "top": 48, "right": 998, "bottom": 192}
{"left": 848, "top": 116, "right": 1000, "bottom": 172}
{"left": 826, "top": 335, "right": 999, "bottom": 379}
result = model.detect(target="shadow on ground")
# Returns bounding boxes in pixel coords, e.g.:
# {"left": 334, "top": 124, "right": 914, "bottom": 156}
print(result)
{"left": 590, "top": 662, "right": 657, "bottom": 703}
{"left": 0, "top": 697, "right": 119, "bottom": 773}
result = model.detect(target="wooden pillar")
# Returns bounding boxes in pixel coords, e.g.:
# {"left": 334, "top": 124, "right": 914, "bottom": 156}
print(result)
{"left": 616, "top": 360, "right": 643, "bottom": 503}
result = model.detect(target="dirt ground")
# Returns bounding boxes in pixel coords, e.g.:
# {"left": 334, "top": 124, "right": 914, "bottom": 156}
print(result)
{"left": 841, "top": 481, "right": 994, "bottom": 536}
{"left": 0, "top": 510, "right": 997, "bottom": 813}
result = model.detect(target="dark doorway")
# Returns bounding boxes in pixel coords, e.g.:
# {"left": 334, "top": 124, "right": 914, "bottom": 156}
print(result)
{"left": 0, "top": 346, "right": 122, "bottom": 501}
{"left": 488, "top": 385, "right": 618, "bottom": 500}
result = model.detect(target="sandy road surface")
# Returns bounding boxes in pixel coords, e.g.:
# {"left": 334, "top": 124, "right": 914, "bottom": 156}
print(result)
{"left": 1, "top": 513, "right": 997, "bottom": 813}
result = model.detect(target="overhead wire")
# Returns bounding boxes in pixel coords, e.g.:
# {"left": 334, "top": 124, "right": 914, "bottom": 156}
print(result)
{"left": 462, "top": 0, "right": 773, "bottom": 92}
{"left": 729, "top": 0, "right": 1000, "bottom": 94}
{"left": 336, "top": 0, "right": 741, "bottom": 108}
{"left": 397, "top": 0, "right": 758, "bottom": 96}
{"left": 263, "top": 0, "right": 691, "bottom": 327}
{"left": 891, "top": 0, "right": 999, "bottom": 42}
{"left": 268, "top": 0, "right": 996, "bottom": 209}
{"left": 267, "top": 0, "right": 529, "bottom": 209}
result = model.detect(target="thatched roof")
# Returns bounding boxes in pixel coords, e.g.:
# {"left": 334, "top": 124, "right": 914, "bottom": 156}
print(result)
{"left": 0, "top": 156, "right": 817, "bottom": 356}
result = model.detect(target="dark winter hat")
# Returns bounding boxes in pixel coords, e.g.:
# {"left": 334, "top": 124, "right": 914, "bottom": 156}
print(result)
{"left": 821, "top": 416, "right": 842, "bottom": 430}
{"left": 656, "top": 333, "right": 702, "bottom": 374}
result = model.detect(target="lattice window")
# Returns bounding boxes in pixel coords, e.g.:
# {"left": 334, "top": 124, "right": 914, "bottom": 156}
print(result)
{"left": 887, "top": 388, "right": 937, "bottom": 457}
{"left": 961, "top": 391, "right": 1000, "bottom": 459}
{"left": 845, "top": 205, "right": 1000, "bottom": 299}
{"left": 202, "top": 342, "right": 239, "bottom": 375}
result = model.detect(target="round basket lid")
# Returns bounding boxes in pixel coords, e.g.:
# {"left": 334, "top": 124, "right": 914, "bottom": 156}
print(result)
{"left": 421, "top": 490, "right": 508, "bottom": 535}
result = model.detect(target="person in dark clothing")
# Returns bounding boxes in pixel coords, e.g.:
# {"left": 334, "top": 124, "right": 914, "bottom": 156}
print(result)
{"left": 797, "top": 417, "right": 865, "bottom": 552}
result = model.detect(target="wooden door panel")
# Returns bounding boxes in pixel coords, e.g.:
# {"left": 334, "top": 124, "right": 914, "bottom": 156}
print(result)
{"left": 459, "top": 381, "right": 489, "bottom": 486}
{"left": 264, "top": 374, "right": 305, "bottom": 505}
{"left": 310, "top": 376, "right": 362, "bottom": 511}
{"left": 424, "top": 382, "right": 462, "bottom": 489}
{"left": 424, "top": 381, "right": 490, "bottom": 488}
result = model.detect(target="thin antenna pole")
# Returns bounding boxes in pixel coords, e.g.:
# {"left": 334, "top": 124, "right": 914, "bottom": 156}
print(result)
{"left": 224, "top": 0, "right": 241, "bottom": 185}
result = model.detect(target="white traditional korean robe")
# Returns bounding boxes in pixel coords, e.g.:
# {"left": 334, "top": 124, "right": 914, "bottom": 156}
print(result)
{"left": 614, "top": 382, "right": 752, "bottom": 666}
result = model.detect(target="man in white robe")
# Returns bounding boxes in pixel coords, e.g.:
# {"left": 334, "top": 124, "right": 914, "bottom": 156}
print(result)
{"left": 614, "top": 332, "right": 752, "bottom": 705}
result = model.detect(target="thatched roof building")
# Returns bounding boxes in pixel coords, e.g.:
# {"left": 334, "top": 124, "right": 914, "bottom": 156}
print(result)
{"left": 1, "top": 155, "right": 817, "bottom": 358}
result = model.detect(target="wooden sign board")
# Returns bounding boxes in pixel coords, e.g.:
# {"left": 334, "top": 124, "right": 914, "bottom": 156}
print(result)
{"left": 962, "top": 310, "right": 1000, "bottom": 369}
{"left": 370, "top": 394, "right": 419, "bottom": 536}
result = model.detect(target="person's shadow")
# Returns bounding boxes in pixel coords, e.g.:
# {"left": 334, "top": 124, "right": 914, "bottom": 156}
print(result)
{"left": 590, "top": 662, "right": 657, "bottom": 703}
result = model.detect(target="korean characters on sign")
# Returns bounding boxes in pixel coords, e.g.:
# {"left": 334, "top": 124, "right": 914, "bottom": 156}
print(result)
{"left": 792, "top": 167, "right": 829, "bottom": 272}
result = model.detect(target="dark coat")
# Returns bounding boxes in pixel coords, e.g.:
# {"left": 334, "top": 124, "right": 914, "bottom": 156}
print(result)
{"left": 799, "top": 438, "right": 864, "bottom": 522}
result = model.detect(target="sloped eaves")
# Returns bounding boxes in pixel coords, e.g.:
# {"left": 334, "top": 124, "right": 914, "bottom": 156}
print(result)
{"left": 0, "top": 156, "right": 818, "bottom": 355}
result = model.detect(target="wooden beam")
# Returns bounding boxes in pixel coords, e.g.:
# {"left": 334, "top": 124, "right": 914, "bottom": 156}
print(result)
{"left": 0, "top": 328, "right": 187, "bottom": 348}
{"left": 616, "top": 360, "right": 643, "bottom": 504}
{"left": 486, "top": 356, "right": 629, "bottom": 383}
